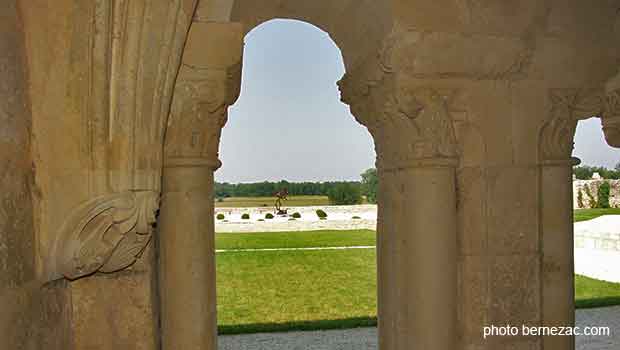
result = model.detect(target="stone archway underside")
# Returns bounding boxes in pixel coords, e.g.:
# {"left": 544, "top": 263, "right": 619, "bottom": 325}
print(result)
{"left": 14, "top": 0, "right": 620, "bottom": 349}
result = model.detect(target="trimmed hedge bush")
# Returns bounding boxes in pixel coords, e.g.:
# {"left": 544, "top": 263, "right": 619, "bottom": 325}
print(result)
{"left": 292, "top": 212, "right": 302, "bottom": 219}
{"left": 241, "top": 213, "right": 250, "bottom": 220}
{"left": 352, "top": 216, "right": 361, "bottom": 220}
{"left": 316, "top": 209, "right": 328, "bottom": 218}
{"left": 598, "top": 182, "right": 611, "bottom": 209}
{"left": 216, "top": 213, "right": 225, "bottom": 220}
{"left": 265, "top": 213, "right": 274, "bottom": 219}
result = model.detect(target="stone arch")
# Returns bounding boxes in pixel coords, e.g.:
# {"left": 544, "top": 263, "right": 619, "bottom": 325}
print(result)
{"left": 159, "top": 5, "right": 462, "bottom": 349}
{"left": 16, "top": 1, "right": 620, "bottom": 349}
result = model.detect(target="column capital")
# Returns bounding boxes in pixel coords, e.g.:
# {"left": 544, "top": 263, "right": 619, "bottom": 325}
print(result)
{"left": 164, "top": 21, "right": 242, "bottom": 170}
{"left": 164, "top": 63, "right": 240, "bottom": 168}
{"left": 539, "top": 88, "right": 605, "bottom": 163}
{"left": 339, "top": 68, "right": 460, "bottom": 170}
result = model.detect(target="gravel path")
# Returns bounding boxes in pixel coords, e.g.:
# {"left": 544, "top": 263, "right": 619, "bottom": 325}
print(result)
{"left": 219, "top": 307, "right": 620, "bottom": 350}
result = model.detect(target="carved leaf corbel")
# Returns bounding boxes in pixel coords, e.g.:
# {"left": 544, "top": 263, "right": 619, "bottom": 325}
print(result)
{"left": 53, "top": 191, "right": 159, "bottom": 280}
{"left": 602, "top": 89, "right": 620, "bottom": 148}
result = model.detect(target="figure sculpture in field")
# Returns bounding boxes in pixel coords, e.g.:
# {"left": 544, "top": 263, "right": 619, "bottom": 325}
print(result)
{"left": 274, "top": 189, "right": 289, "bottom": 215}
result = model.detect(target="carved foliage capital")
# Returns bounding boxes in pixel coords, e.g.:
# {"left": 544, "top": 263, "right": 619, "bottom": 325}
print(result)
{"left": 339, "top": 70, "right": 459, "bottom": 170}
{"left": 53, "top": 191, "right": 159, "bottom": 280}
{"left": 540, "top": 88, "right": 604, "bottom": 161}
{"left": 165, "top": 64, "right": 240, "bottom": 166}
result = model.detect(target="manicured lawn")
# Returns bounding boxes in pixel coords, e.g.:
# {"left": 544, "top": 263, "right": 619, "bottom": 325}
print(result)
{"left": 215, "top": 195, "right": 330, "bottom": 208}
{"left": 215, "top": 230, "right": 376, "bottom": 250}
{"left": 217, "top": 249, "right": 377, "bottom": 334}
{"left": 216, "top": 229, "right": 620, "bottom": 335}
{"left": 575, "top": 275, "right": 620, "bottom": 309}
{"left": 573, "top": 208, "right": 620, "bottom": 222}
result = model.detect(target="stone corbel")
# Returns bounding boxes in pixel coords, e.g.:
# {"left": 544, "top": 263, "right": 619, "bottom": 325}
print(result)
{"left": 49, "top": 191, "right": 160, "bottom": 281}
{"left": 602, "top": 89, "right": 620, "bottom": 148}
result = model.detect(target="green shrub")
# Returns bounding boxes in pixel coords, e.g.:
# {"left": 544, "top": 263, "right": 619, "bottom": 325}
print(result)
{"left": 327, "top": 183, "right": 362, "bottom": 205}
{"left": 361, "top": 168, "right": 378, "bottom": 204}
{"left": 265, "top": 213, "right": 274, "bottom": 219}
{"left": 577, "top": 189, "right": 585, "bottom": 209}
{"left": 241, "top": 213, "right": 250, "bottom": 220}
{"left": 292, "top": 212, "right": 302, "bottom": 219}
{"left": 216, "top": 213, "right": 225, "bottom": 220}
{"left": 319, "top": 217, "right": 327, "bottom": 220}
{"left": 584, "top": 186, "right": 597, "bottom": 208}
{"left": 217, "top": 197, "right": 224, "bottom": 203}
{"left": 316, "top": 209, "right": 328, "bottom": 218}
{"left": 257, "top": 219, "right": 265, "bottom": 222}
{"left": 288, "top": 218, "right": 296, "bottom": 221}
{"left": 597, "top": 182, "right": 611, "bottom": 209}
{"left": 352, "top": 216, "right": 361, "bottom": 220}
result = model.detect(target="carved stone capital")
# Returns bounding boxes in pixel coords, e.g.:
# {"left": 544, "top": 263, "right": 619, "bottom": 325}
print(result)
{"left": 602, "top": 89, "right": 620, "bottom": 148}
{"left": 51, "top": 191, "right": 160, "bottom": 280}
{"left": 164, "top": 64, "right": 240, "bottom": 169}
{"left": 339, "top": 68, "right": 459, "bottom": 170}
{"left": 539, "top": 88, "right": 605, "bottom": 162}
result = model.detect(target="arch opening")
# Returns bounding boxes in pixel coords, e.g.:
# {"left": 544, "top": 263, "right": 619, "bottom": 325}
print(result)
{"left": 213, "top": 18, "right": 379, "bottom": 339}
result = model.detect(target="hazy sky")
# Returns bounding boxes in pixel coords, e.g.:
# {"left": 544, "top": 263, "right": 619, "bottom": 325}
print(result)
{"left": 215, "top": 19, "right": 618, "bottom": 183}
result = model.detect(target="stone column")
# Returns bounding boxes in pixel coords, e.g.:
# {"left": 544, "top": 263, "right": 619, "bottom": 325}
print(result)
{"left": 539, "top": 158, "right": 578, "bottom": 350}
{"left": 538, "top": 88, "right": 604, "bottom": 349}
{"left": 159, "top": 159, "right": 220, "bottom": 350}
{"left": 377, "top": 160, "right": 458, "bottom": 350}
{"left": 340, "top": 75, "right": 460, "bottom": 349}
{"left": 157, "top": 21, "right": 242, "bottom": 350}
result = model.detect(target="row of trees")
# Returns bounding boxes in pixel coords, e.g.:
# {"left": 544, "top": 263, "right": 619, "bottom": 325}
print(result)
{"left": 215, "top": 168, "right": 380, "bottom": 205}
{"left": 573, "top": 163, "right": 620, "bottom": 180}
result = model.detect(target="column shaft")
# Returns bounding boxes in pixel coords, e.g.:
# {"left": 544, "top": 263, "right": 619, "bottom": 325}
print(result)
{"left": 541, "top": 162, "right": 575, "bottom": 350}
{"left": 378, "top": 165, "right": 457, "bottom": 350}
{"left": 159, "top": 165, "right": 217, "bottom": 350}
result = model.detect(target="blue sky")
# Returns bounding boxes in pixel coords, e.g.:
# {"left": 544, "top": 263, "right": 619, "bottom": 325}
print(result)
{"left": 215, "top": 19, "right": 619, "bottom": 183}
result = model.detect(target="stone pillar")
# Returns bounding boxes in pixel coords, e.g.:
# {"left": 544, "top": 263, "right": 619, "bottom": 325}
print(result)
{"left": 158, "top": 21, "right": 242, "bottom": 350}
{"left": 538, "top": 88, "right": 605, "bottom": 349}
{"left": 159, "top": 159, "right": 219, "bottom": 350}
{"left": 540, "top": 158, "right": 578, "bottom": 350}
{"left": 377, "top": 160, "right": 458, "bottom": 350}
{"left": 340, "top": 70, "right": 460, "bottom": 349}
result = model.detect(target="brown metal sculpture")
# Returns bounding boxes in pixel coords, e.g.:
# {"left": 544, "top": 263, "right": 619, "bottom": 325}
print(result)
{"left": 274, "top": 188, "right": 289, "bottom": 215}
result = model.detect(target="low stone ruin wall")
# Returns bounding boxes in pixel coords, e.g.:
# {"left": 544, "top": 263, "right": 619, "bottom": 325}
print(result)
{"left": 573, "top": 179, "right": 620, "bottom": 209}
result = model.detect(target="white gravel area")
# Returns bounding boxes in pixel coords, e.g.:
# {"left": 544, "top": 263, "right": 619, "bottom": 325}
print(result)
{"left": 219, "top": 307, "right": 620, "bottom": 350}
{"left": 215, "top": 205, "right": 377, "bottom": 233}
{"left": 574, "top": 215, "right": 620, "bottom": 283}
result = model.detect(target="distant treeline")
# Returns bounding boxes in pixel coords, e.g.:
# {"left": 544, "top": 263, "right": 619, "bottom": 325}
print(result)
{"left": 573, "top": 164, "right": 620, "bottom": 180}
{"left": 214, "top": 180, "right": 362, "bottom": 198}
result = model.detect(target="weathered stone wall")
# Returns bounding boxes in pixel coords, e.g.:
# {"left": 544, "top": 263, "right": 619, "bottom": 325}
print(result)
{"left": 573, "top": 179, "right": 620, "bottom": 209}
{"left": 0, "top": 1, "right": 71, "bottom": 349}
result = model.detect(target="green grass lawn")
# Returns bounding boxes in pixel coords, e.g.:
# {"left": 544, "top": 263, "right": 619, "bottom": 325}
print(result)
{"left": 215, "top": 195, "right": 330, "bottom": 208}
{"left": 573, "top": 208, "right": 620, "bottom": 222}
{"left": 216, "top": 229, "right": 620, "bottom": 335}
{"left": 575, "top": 275, "right": 620, "bottom": 308}
{"left": 217, "top": 249, "right": 377, "bottom": 334}
{"left": 215, "top": 230, "right": 376, "bottom": 250}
